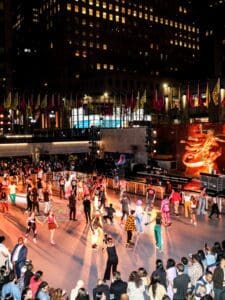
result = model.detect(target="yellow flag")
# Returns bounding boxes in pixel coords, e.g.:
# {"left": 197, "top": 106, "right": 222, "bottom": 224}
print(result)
{"left": 205, "top": 82, "right": 210, "bottom": 108}
{"left": 212, "top": 78, "right": 220, "bottom": 105}
{"left": 4, "top": 92, "right": 11, "bottom": 109}
{"left": 140, "top": 90, "right": 147, "bottom": 108}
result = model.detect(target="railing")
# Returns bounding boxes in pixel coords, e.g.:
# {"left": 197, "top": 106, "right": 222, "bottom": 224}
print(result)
{"left": 0, "top": 128, "right": 101, "bottom": 144}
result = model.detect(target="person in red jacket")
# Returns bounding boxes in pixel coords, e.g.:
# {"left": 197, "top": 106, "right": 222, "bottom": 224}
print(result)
{"left": 170, "top": 189, "right": 181, "bottom": 216}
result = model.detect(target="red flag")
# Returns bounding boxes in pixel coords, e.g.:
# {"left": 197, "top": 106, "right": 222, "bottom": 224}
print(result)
{"left": 187, "top": 85, "right": 195, "bottom": 108}
{"left": 153, "top": 89, "right": 158, "bottom": 110}
{"left": 157, "top": 94, "right": 165, "bottom": 111}
{"left": 19, "top": 96, "right": 26, "bottom": 111}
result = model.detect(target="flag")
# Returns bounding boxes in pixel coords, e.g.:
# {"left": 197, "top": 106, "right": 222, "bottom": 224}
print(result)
{"left": 140, "top": 90, "right": 147, "bottom": 109}
{"left": 35, "top": 94, "right": 41, "bottom": 110}
{"left": 157, "top": 94, "right": 165, "bottom": 111}
{"left": 187, "top": 85, "right": 195, "bottom": 108}
{"left": 41, "top": 94, "right": 48, "bottom": 109}
{"left": 4, "top": 92, "right": 11, "bottom": 109}
{"left": 153, "top": 89, "right": 158, "bottom": 111}
{"left": 205, "top": 82, "right": 210, "bottom": 108}
{"left": 197, "top": 82, "right": 204, "bottom": 108}
{"left": 212, "top": 78, "right": 220, "bottom": 105}
{"left": 19, "top": 96, "right": 26, "bottom": 111}
{"left": 48, "top": 94, "right": 55, "bottom": 109}
{"left": 26, "top": 98, "right": 32, "bottom": 118}
{"left": 133, "top": 91, "right": 140, "bottom": 112}
{"left": 11, "top": 92, "right": 19, "bottom": 110}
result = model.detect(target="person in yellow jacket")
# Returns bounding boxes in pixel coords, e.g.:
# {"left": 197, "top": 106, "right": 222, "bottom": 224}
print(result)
{"left": 124, "top": 210, "right": 136, "bottom": 247}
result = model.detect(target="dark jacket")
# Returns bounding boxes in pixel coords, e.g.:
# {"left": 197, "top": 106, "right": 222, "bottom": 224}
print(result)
{"left": 213, "top": 266, "right": 224, "bottom": 289}
{"left": 110, "top": 279, "right": 127, "bottom": 300}
{"left": 93, "top": 283, "right": 110, "bottom": 300}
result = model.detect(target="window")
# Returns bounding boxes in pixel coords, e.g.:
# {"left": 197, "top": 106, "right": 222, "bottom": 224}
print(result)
{"left": 103, "top": 44, "right": 107, "bottom": 50}
{"left": 89, "top": 9, "right": 93, "bottom": 15}
{"left": 74, "top": 5, "right": 79, "bottom": 12}
{"left": 96, "top": 10, "right": 100, "bottom": 17}
{"left": 109, "top": 14, "right": 113, "bottom": 21}
{"left": 67, "top": 3, "right": 71, "bottom": 11}
{"left": 82, "top": 7, "right": 86, "bottom": 14}
{"left": 115, "top": 15, "right": 119, "bottom": 22}
{"left": 122, "top": 16, "right": 125, "bottom": 23}
{"left": 103, "top": 12, "right": 107, "bottom": 19}
{"left": 97, "top": 63, "right": 101, "bottom": 70}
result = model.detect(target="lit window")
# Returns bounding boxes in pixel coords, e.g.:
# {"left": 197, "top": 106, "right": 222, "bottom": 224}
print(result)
{"left": 96, "top": 0, "right": 100, "bottom": 7}
{"left": 127, "top": 8, "right": 131, "bottom": 15}
{"left": 115, "top": 15, "right": 119, "bottom": 22}
{"left": 96, "top": 10, "right": 100, "bottom": 17}
{"left": 139, "top": 12, "right": 142, "bottom": 18}
{"left": 179, "top": 41, "right": 182, "bottom": 46}
{"left": 192, "top": 27, "right": 196, "bottom": 32}
{"left": 57, "top": 4, "right": 60, "bottom": 11}
{"left": 170, "top": 20, "right": 173, "bottom": 26}
{"left": 109, "top": 4, "right": 113, "bottom": 10}
{"left": 115, "top": 5, "right": 119, "bottom": 12}
{"left": 90, "top": 41, "right": 94, "bottom": 47}
{"left": 133, "top": 10, "right": 137, "bottom": 17}
{"left": 122, "top": 7, "right": 125, "bottom": 13}
{"left": 144, "top": 13, "right": 148, "bottom": 20}
{"left": 184, "top": 42, "right": 187, "bottom": 47}
{"left": 89, "top": 0, "right": 93, "bottom": 5}
{"left": 165, "top": 19, "right": 168, "bottom": 25}
{"left": 188, "top": 43, "right": 191, "bottom": 48}
{"left": 82, "top": 51, "right": 87, "bottom": 58}
{"left": 89, "top": 9, "right": 93, "bottom": 16}
{"left": 160, "top": 17, "right": 163, "bottom": 24}
{"left": 67, "top": 3, "right": 71, "bottom": 11}
{"left": 170, "top": 40, "right": 174, "bottom": 44}
{"left": 82, "top": 7, "right": 86, "bottom": 14}
{"left": 192, "top": 44, "right": 196, "bottom": 49}
{"left": 75, "top": 51, "right": 80, "bottom": 57}
{"left": 103, "top": 64, "right": 107, "bottom": 69}
{"left": 82, "top": 19, "right": 86, "bottom": 25}
{"left": 82, "top": 40, "right": 87, "bottom": 46}
{"left": 188, "top": 26, "right": 191, "bottom": 32}
{"left": 103, "top": 2, "right": 107, "bottom": 9}
{"left": 103, "top": 44, "right": 107, "bottom": 50}
{"left": 150, "top": 15, "right": 153, "bottom": 21}
{"left": 103, "top": 12, "right": 107, "bottom": 19}
{"left": 184, "top": 24, "right": 187, "bottom": 30}
{"left": 109, "top": 14, "right": 113, "bottom": 21}
{"left": 122, "top": 16, "right": 125, "bottom": 23}
{"left": 184, "top": 7, "right": 187, "bottom": 13}
{"left": 175, "top": 22, "right": 178, "bottom": 28}
{"left": 179, "top": 23, "right": 182, "bottom": 29}
{"left": 97, "top": 63, "right": 101, "bottom": 70}
{"left": 197, "top": 45, "right": 200, "bottom": 50}
{"left": 96, "top": 43, "right": 100, "bottom": 48}
{"left": 74, "top": 5, "right": 79, "bottom": 12}
{"left": 175, "top": 40, "right": 178, "bottom": 45}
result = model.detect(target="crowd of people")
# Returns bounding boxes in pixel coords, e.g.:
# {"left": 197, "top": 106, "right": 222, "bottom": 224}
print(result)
{"left": 0, "top": 157, "right": 225, "bottom": 300}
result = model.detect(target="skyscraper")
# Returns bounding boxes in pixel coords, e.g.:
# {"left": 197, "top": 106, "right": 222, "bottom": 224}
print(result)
{"left": 12, "top": 0, "right": 200, "bottom": 94}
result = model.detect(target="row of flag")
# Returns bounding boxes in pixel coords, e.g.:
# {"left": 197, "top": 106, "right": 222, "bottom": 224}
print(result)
{"left": 1, "top": 79, "right": 224, "bottom": 114}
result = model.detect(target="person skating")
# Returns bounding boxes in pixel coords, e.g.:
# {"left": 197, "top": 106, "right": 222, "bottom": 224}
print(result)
{"left": 24, "top": 212, "right": 42, "bottom": 244}
{"left": 103, "top": 237, "right": 118, "bottom": 282}
{"left": 124, "top": 210, "right": 136, "bottom": 248}
{"left": 68, "top": 191, "right": 77, "bottom": 221}
{"left": 83, "top": 195, "right": 91, "bottom": 224}
{"left": 154, "top": 214, "right": 163, "bottom": 252}
{"left": 120, "top": 193, "right": 130, "bottom": 224}
{"left": 43, "top": 210, "right": 59, "bottom": 245}
{"left": 209, "top": 197, "right": 220, "bottom": 220}
{"left": 161, "top": 196, "right": 171, "bottom": 226}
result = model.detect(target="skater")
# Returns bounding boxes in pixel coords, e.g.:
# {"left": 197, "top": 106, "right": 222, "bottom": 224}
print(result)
{"left": 161, "top": 196, "right": 171, "bottom": 226}
{"left": 31, "top": 187, "right": 40, "bottom": 215}
{"left": 8, "top": 181, "right": 17, "bottom": 205}
{"left": 68, "top": 191, "right": 77, "bottom": 221}
{"left": 190, "top": 195, "right": 197, "bottom": 226}
{"left": 120, "top": 193, "right": 130, "bottom": 224}
{"left": 59, "top": 176, "right": 65, "bottom": 199}
{"left": 103, "top": 237, "right": 118, "bottom": 282}
{"left": 44, "top": 210, "right": 59, "bottom": 245}
{"left": 83, "top": 195, "right": 91, "bottom": 224}
{"left": 209, "top": 197, "right": 220, "bottom": 219}
{"left": 135, "top": 200, "right": 143, "bottom": 233}
{"left": 0, "top": 190, "right": 8, "bottom": 213}
{"left": 124, "top": 210, "right": 136, "bottom": 248}
{"left": 144, "top": 187, "right": 155, "bottom": 225}
{"left": 26, "top": 187, "right": 33, "bottom": 212}
{"left": 24, "top": 212, "right": 42, "bottom": 244}
{"left": 91, "top": 210, "right": 103, "bottom": 249}
{"left": 154, "top": 214, "right": 163, "bottom": 252}
{"left": 103, "top": 204, "right": 116, "bottom": 224}
{"left": 43, "top": 188, "right": 51, "bottom": 215}
{"left": 197, "top": 188, "right": 207, "bottom": 215}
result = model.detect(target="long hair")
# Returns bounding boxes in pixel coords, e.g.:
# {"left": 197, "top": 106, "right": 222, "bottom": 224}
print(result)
{"left": 128, "top": 271, "right": 142, "bottom": 288}
{"left": 150, "top": 273, "right": 160, "bottom": 298}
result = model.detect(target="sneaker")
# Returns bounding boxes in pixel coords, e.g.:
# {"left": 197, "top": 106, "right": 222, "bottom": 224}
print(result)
{"left": 51, "top": 241, "right": 56, "bottom": 245}
{"left": 193, "top": 222, "right": 197, "bottom": 226}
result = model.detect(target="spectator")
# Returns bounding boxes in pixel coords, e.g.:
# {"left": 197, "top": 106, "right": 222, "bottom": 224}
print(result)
{"left": 212, "top": 257, "right": 225, "bottom": 300}
{"left": 70, "top": 280, "right": 85, "bottom": 300}
{"left": 173, "top": 263, "right": 191, "bottom": 300}
{"left": 127, "top": 270, "right": 145, "bottom": 300}
{"left": 147, "top": 273, "right": 167, "bottom": 300}
{"left": 2, "top": 271, "right": 21, "bottom": 300}
{"left": 93, "top": 279, "right": 110, "bottom": 300}
{"left": 11, "top": 237, "right": 28, "bottom": 279}
{"left": 35, "top": 281, "right": 50, "bottom": 300}
{"left": 110, "top": 271, "right": 127, "bottom": 300}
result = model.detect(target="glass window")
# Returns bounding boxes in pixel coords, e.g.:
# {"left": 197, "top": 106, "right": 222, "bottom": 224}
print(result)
{"left": 82, "top": 7, "right": 86, "bottom": 14}
{"left": 89, "top": 9, "right": 93, "bottom": 16}
{"left": 67, "top": 3, "right": 71, "bottom": 11}
{"left": 96, "top": 10, "right": 100, "bottom": 17}
{"left": 74, "top": 5, "right": 79, "bottom": 12}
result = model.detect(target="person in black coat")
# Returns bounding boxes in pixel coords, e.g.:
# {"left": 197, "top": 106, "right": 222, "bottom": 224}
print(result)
{"left": 68, "top": 192, "right": 77, "bottom": 221}
{"left": 83, "top": 196, "right": 91, "bottom": 224}
{"left": 93, "top": 279, "right": 110, "bottom": 300}
{"left": 151, "top": 259, "right": 167, "bottom": 289}
{"left": 110, "top": 271, "right": 127, "bottom": 300}
{"left": 11, "top": 237, "right": 28, "bottom": 279}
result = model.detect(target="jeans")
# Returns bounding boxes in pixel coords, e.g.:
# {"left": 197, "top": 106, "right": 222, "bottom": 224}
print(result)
{"left": 197, "top": 197, "right": 206, "bottom": 215}
{"left": 135, "top": 214, "right": 143, "bottom": 232}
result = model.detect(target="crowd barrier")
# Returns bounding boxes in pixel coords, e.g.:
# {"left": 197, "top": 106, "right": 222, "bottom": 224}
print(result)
{"left": 0, "top": 171, "right": 224, "bottom": 213}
